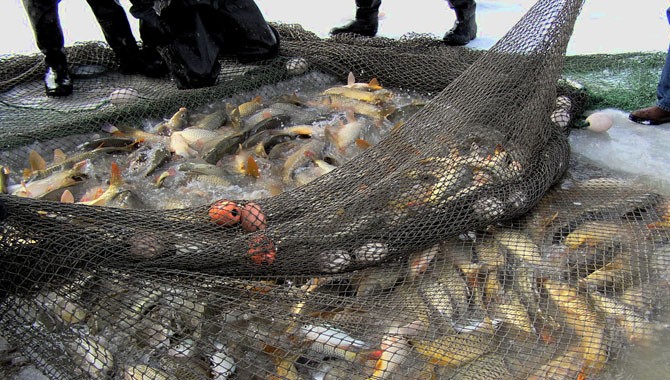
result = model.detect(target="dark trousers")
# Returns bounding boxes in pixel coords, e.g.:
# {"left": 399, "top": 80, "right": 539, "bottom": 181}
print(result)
{"left": 21, "top": 0, "right": 66, "bottom": 68}
{"left": 22, "top": 0, "right": 140, "bottom": 67}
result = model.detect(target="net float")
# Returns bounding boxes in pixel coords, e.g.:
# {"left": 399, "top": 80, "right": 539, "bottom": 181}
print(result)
{"left": 240, "top": 202, "right": 267, "bottom": 232}
{"left": 209, "top": 199, "right": 241, "bottom": 226}
{"left": 248, "top": 234, "right": 276, "bottom": 265}
{"left": 585, "top": 112, "right": 614, "bottom": 132}
{"left": 109, "top": 88, "right": 140, "bottom": 106}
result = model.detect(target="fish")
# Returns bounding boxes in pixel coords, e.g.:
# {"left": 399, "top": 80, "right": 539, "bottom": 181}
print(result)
{"left": 527, "top": 348, "right": 585, "bottom": 380}
{"left": 366, "top": 335, "right": 412, "bottom": 379}
{"left": 75, "top": 135, "right": 138, "bottom": 151}
{"left": 488, "top": 283, "right": 535, "bottom": 335}
{"left": 325, "top": 111, "right": 366, "bottom": 151}
{"left": 171, "top": 127, "right": 222, "bottom": 150}
{"left": 492, "top": 229, "right": 544, "bottom": 268}
{"left": 210, "top": 342, "right": 236, "bottom": 380}
{"left": 473, "top": 233, "right": 506, "bottom": 270}
{"left": 78, "top": 162, "right": 127, "bottom": 207}
{"left": 589, "top": 290, "right": 663, "bottom": 347}
{"left": 124, "top": 364, "right": 174, "bottom": 380}
{"left": 126, "top": 143, "right": 172, "bottom": 177}
{"left": 169, "top": 132, "right": 198, "bottom": 158}
{"left": 281, "top": 139, "right": 326, "bottom": 184}
{"left": 344, "top": 72, "right": 383, "bottom": 91}
{"left": 449, "top": 354, "right": 514, "bottom": 380}
{"left": 315, "top": 94, "right": 395, "bottom": 120}
{"left": 241, "top": 125, "right": 314, "bottom": 153}
{"left": 577, "top": 248, "right": 646, "bottom": 292}
{"left": 235, "top": 96, "right": 264, "bottom": 119}
{"left": 323, "top": 86, "right": 393, "bottom": 104}
{"left": 186, "top": 174, "right": 232, "bottom": 188}
{"left": 155, "top": 107, "right": 188, "bottom": 133}
{"left": 411, "top": 317, "right": 496, "bottom": 368}
{"left": 407, "top": 244, "right": 438, "bottom": 281}
{"left": 103, "top": 123, "right": 170, "bottom": 145}
{"left": 191, "top": 108, "right": 228, "bottom": 130}
{"left": 540, "top": 278, "right": 608, "bottom": 378}
{"left": 177, "top": 161, "right": 227, "bottom": 177}
{"left": 261, "top": 102, "right": 323, "bottom": 125}
{"left": 23, "top": 143, "right": 138, "bottom": 181}
{"left": 297, "top": 323, "right": 370, "bottom": 362}
{"left": 11, "top": 160, "right": 88, "bottom": 199}
{"left": 69, "top": 335, "right": 115, "bottom": 380}
{"left": 563, "top": 220, "right": 638, "bottom": 250}
{"left": 387, "top": 101, "right": 427, "bottom": 124}
{"left": 200, "top": 115, "right": 290, "bottom": 164}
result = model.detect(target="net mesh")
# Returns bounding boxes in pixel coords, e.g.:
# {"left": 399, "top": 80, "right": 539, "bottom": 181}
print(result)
{"left": 2, "top": 0, "right": 670, "bottom": 379}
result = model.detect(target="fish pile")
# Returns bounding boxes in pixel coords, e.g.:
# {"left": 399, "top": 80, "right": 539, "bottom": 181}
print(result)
{"left": 0, "top": 72, "right": 427, "bottom": 210}
{"left": 3, "top": 175, "right": 670, "bottom": 379}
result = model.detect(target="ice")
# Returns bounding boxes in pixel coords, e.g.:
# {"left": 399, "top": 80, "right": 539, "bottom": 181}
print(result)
{"left": 569, "top": 108, "right": 670, "bottom": 195}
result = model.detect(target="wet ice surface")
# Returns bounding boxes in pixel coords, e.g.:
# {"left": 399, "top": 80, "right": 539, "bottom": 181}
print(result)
{"left": 569, "top": 108, "right": 670, "bottom": 196}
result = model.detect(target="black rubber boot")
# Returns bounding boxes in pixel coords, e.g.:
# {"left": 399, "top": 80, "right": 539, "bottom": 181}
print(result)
{"left": 44, "top": 52, "right": 73, "bottom": 97}
{"left": 443, "top": 1, "right": 477, "bottom": 46}
{"left": 330, "top": 0, "right": 381, "bottom": 37}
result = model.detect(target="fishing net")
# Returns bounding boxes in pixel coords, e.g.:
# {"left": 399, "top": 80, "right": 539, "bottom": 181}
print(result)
{"left": 2, "top": 0, "right": 670, "bottom": 379}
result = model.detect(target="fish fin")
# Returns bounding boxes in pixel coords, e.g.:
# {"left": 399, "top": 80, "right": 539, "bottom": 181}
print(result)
{"left": 230, "top": 107, "right": 241, "bottom": 129}
{"left": 101, "top": 123, "right": 122, "bottom": 135}
{"left": 344, "top": 110, "right": 357, "bottom": 124}
{"left": 253, "top": 142, "right": 268, "bottom": 158}
{"left": 154, "top": 168, "right": 177, "bottom": 188}
{"left": 288, "top": 125, "right": 314, "bottom": 137}
{"left": 28, "top": 150, "right": 47, "bottom": 171}
{"left": 245, "top": 156, "right": 260, "bottom": 178}
{"left": 79, "top": 186, "right": 102, "bottom": 202}
{"left": 252, "top": 95, "right": 263, "bottom": 104}
{"left": 355, "top": 139, "right": 371, "bottom": 149}
{"left": 52, "top": 149, "right": 67, "bottom": 164}
{"left": 347, "top": 72, "right": 355, "bottom": 86}
{"left": 235, "top": 143, "right": 244, "bottom": 155}
{"left": 368, "top": 77, "right": 381, "bottom": 89}
{"left": 60, "top": 189, "right": 75, "bottom": 203}
{"left": 109, "top": 162, "right": 123, "bottom": 187}
{"left": 72, "top": 160, "right": 88, "bottom": 172}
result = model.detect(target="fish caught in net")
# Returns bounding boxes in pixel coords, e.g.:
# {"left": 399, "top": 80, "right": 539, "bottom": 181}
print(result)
{"left": 2, "top": 0, "right": 670, "bottom": 379}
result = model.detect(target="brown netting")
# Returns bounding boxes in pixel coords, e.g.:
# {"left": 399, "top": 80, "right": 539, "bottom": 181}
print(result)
{"left": 2, "top": 0, "right": 670, "bottom": 379}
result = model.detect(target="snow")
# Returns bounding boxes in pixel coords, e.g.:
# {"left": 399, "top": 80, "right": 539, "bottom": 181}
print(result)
{"left": 1, "top": 0, "right": 669, "bottom": 195}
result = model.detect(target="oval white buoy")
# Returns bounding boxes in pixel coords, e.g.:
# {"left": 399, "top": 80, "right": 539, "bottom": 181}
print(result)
{"left": 285, "top": 57, "right": 309, "bottom": 76}
{"left": 585, "top": 112, "right": 614, "bottom": 132}
{"left": 109, "top": 88, "right": 140, "bottom": 106}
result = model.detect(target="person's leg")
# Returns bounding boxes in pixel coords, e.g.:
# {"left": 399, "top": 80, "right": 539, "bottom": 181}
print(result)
{"left": 85, "top": 0, "right": 142, "bottom": 74}
{"left": 127, "top": 0, "right": 169, "bottom": 77}
{"left": 216, "top": 0, "right": 279, "bottom": 63}
{"left": 330, "top": 0, "right": 381, "bottom": 37}
{"left": 21, "top": 0, "right": 72, "bottom": 96}
{"left": 443, "top": 0, "right": 477, "bottom": 46}
{"left": 629, "top": 7, "right": 670, "bottom": 125}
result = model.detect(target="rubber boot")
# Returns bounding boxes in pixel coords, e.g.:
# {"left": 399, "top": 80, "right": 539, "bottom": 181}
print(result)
{"left": 330, "top": 0, "right": 380, "bottom": 37}
{"left": 443, "top": 0, "right": 477, "bottom": 46}
{"left": 44, "top": 50, "right": 73, "bottom": 97}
